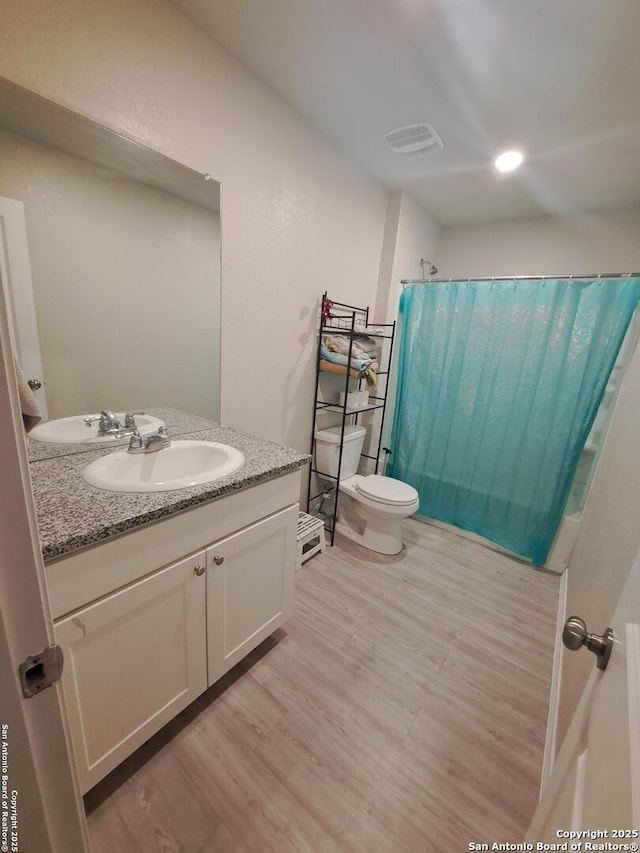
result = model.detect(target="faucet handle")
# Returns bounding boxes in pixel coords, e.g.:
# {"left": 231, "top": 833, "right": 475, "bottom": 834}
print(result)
{"left": 127, "top": 429, "right": 143, "bottom": 452}
{"left": 95, "top": 410, "right": 121, "bottom": 434}
{"left": 153, "top": 425, "right": 171, "bottom": 447}
{"left": 123, "top": 411, "right": 144, "bottom": 428}
{"left": 142, "top": 426, "right": 171, "bottom": 453}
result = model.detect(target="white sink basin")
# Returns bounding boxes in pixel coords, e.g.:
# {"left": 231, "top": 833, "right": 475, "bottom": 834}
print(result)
{"left": 82, "top": 440, "right": 245, "bottom": 492}
{"left": 29, "top": 413, "right": 165, "bottom": 445}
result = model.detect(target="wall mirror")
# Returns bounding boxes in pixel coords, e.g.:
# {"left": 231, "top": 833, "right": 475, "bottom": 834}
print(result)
{"left": 0, "top": 77, "right": 221, "bottom": 456}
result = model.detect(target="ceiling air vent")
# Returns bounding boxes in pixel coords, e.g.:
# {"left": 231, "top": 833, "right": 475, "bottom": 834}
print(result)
{"left": 383, "top": 123, "right": 443, "bottom": 155}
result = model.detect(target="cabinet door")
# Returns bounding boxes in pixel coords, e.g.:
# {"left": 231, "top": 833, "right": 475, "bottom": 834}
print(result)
{"left": 54, "top": 551, "right": 207, "bottom": 793}
{"left": 207, "top": 505, "right": 297, "bottom": 685}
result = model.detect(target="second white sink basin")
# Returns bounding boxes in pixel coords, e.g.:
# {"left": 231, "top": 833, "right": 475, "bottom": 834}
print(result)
{"left": 30, "top": 413, "right": 165, "bottom": 445}
{"left": 82, "top": 440, "right": 245, "bottom": 492}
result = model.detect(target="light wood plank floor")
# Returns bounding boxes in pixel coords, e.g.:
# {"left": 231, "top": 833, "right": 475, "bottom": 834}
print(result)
{"left": 85, "top": 519, "right": 560, "bottom": 853}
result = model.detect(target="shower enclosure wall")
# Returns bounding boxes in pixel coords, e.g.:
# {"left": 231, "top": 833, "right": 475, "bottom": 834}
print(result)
{"left": 548, "top": 309, "right": 640, "bottom": 570}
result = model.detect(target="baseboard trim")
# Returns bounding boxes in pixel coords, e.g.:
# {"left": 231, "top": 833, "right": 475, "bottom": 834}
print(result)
{"left": 540, "top": 566, "right": 568, "bottom": 794}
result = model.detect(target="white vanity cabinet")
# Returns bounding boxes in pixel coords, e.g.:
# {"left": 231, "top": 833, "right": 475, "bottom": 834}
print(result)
{"left": 55, "top": 550, "right": 207, "bottom": 793}
{"left": 47, "top": 471, "right": 300, "bottom": 793}
{"left": 207, "top": 505, "right": 296, "bottom": 684}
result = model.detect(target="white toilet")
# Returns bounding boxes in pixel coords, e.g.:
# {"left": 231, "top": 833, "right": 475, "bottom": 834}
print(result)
{"left": 314, "top": 425, "right": 419, "bottom": 555}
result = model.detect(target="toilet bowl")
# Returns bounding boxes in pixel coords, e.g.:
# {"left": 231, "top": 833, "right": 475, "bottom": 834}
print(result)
{"left": 337, "top": 473, "right": 419, "bottom": 555}
{"left": 314, "top": 426, "right": 419, "bottom": 555}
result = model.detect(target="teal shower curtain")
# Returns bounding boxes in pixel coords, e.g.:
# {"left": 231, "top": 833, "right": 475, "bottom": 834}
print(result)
{"left": 387, "top": 278, "right": 640, "bottom": 564}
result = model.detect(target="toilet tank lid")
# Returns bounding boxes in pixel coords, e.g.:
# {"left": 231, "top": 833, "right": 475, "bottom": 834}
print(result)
{"left": 356, "top": 474, "right": 418, "bottom": 504}
{"left": 314, "top": 425, "right": 366, "bottom": 444}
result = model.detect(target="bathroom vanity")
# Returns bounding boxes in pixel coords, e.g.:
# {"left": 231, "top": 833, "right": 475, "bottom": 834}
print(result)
{"left": 29, "top": 409, "right": 308, "bottom": 793}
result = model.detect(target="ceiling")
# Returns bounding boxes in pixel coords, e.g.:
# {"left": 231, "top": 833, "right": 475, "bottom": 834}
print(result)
{"left": 173, "top": 0, "right": 640, "bottom": 227}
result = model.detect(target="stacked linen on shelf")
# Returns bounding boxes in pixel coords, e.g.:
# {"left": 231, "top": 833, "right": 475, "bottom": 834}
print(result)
{"left": 319, "top": 334, "right": 379, "bottom": 386}
{"left": 350, "top": 333, "right": 379, "bottom": 359}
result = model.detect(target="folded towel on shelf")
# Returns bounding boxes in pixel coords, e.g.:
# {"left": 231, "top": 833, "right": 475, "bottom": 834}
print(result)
{"left": 319, "top": 358, "right": 362, "bottom": 379}
{"left": 320, "top": 344, "right": 375, "bottom": 373}
{"left": 323, "top": 335, "right": 354, "bottom": 356}
{"left": 360, "top": 366, "right": 377, "bottom": 388}
{"left": 318, "top": 356, "right": 377, "bottom": 388}
{"left": 352, "top": 334, "right": 379, "bottom": 356}
{"left": 322, "top": 337, "right": 378, "bottom": 367}
{"left": 13, "top": 354, "right": 42, "bottom": 431}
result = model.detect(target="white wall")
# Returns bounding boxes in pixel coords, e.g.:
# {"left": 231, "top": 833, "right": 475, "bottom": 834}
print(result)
{"left": 375, "top": 190, "right": 441, "bottom": 324}
{"left": 0, "top": 127, "right": 220, "bottom": 420}
{"left": 434, "top": 207, "right": 640, "bottom": 753}
{"left": 0, "top": 0, "right": 388, "bottom": 449}
{"left": 435, "top": 207, "right": 640, "bottom": 278}
{"left": 373, "top": 191, "right": 441, "bottom": 458}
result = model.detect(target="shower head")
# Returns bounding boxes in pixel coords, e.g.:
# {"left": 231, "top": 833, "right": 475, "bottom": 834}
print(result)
{"left": 420, "top": 258, "right": 438, "bottom": 277}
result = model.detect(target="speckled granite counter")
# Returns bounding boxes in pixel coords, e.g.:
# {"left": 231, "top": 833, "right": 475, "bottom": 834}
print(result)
{"left": 30, "top": 421, "right": 309, "bottom": 562}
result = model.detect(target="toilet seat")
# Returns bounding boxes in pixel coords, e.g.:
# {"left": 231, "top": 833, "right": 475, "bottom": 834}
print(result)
{"left": 336, "top": 474, "right": 419, "bottom": 554}
{"left": 354, "top": 474, "right": 418, "bottom": 506}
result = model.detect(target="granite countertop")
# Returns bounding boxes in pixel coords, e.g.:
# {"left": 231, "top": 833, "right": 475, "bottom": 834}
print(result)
{"left": 30, "top": 417, "right": 309, "bottom": 563}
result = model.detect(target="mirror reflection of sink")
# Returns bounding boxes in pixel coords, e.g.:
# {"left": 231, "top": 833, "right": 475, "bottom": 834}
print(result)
{"left": 29, "top": 413, "right": 165, "bottom": 445}
{"left": 82, "top": 441, "right": 245, "bottom": 492}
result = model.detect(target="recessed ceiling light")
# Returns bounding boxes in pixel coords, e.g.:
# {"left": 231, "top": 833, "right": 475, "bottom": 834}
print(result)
{"left": 494, "top": 149, "right": 524, "bottom": 172}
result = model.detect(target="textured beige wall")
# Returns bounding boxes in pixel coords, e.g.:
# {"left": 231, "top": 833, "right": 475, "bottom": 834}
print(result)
{"left": 375, "top": 190, "right": 441, "bottom": 455}
{"left": 0, "top": 0, "right": 388, "bottom": 447}
{"left": 375, "top": 190, "right": 441, "bottom": 324}
{"left": 435, "top": 207, "right": 640, "bottom": 278}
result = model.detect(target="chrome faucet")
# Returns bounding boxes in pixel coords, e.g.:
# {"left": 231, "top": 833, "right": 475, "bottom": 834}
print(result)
{"left": 127, "top": 426, "right": 171, "bottom": 454}
{"left": 84, "top": 410, "right": 120, "bottom": 433}
{"left": 84, "top": 410, "right": 143, "bottom": 437}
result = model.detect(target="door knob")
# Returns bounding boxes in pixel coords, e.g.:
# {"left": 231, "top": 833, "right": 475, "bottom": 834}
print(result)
{"left": 562, "top": 616, "right": 614, "bottom": 671}
{"left": 194, "top": 565, "right": 205, "bottom": 576}
{"left": 213, "top": 555, "right": 224, "bottom": 565}
{"left": 27, "top": 379, "right": 42, "bottom": 390}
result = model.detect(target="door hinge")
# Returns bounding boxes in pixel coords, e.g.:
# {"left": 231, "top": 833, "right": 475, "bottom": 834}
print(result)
{"left": 19, "top": 645, "right": 64, "bottom": 698}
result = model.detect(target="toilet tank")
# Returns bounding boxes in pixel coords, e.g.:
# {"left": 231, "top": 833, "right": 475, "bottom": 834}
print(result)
{"left": 314, "top": 425, "right": 366, "bottom": 480}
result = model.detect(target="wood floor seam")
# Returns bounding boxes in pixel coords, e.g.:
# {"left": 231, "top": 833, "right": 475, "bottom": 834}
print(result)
{"left": 86, "top": 518, "right": 560, "bottom": 852}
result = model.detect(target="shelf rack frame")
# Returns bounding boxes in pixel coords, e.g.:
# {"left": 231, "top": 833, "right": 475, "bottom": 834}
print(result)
{"left": 306, "top": 292, "right": 396, "bottom": 545}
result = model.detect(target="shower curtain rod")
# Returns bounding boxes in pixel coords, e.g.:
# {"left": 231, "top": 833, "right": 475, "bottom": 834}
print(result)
{"left": 401, "top": 272, "right": 640, "bottom": 286}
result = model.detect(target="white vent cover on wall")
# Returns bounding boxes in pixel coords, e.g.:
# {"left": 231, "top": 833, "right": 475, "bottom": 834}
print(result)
{"left": 383, "top": 123, "right": 444, "bottom": 155}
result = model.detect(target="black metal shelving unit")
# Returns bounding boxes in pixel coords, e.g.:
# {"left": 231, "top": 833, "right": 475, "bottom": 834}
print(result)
{"left": 306, "top": 292, "right": 396, "bottom": 545}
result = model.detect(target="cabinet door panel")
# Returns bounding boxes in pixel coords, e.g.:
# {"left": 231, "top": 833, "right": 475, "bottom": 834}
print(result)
{"left": 55, "top": 551, "right": 207, "bottom": 792}
{"left": 207, "top": 505, "right": 297, "bottom": 684}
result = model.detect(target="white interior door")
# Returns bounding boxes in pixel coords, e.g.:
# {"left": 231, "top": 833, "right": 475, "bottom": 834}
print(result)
{"left": 0, "top": 194, "right": 48, "bottom": 416}
{"left": 0, "top": 254, "right": 87, "bottom": 850}
{"left": 527, "top": 547, "right": 640, "bottom": 841}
